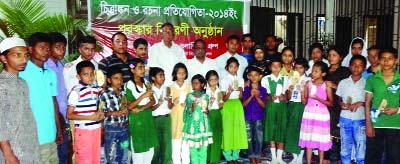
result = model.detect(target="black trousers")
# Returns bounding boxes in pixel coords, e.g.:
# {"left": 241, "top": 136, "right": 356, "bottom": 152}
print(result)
{"left": 365, "top": 128, "right": 400, "bottom": 164}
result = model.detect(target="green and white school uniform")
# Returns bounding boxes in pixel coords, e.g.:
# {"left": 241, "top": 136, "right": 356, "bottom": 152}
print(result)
{"left": 206, "top": 86, "right": 223, "bottom": 163}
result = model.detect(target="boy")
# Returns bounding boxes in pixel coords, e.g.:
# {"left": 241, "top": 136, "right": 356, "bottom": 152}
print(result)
{"left": 19, "top": 32, "right": 62, "bottom": 163}
{"left": 336, "top": 55, "right": 367, "bottom": 164}
{"left": 362, "top": 45, "right": 380, "bottom": 79}
{"left": 365, "top": 48, "right": 400, "bottom": 163}
{"left": 67, "top": 60, "right": 104, "bottom": 163}
{"left": 240, "top": 33, "right": 255, "bottom": 62}
{"left": 133, "top": 38, "right": 150, "bottom": 79}
{"left": 99, "top": 66, "right": 129, "bottom": 163}
{"left": 0, "top": 37, "right": 41, "bottom": 163}
{"left": 45, "top": 32, "right": 70, "bottom": 164}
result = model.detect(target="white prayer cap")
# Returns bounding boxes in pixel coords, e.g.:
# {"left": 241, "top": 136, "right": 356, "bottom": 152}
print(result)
{"left": 0, "top": 37, "right": 26, "bottom": 53}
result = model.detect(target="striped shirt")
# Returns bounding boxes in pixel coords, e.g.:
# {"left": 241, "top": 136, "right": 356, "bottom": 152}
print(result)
{"left": 99, "top": 87, "right": 128, "bottom": 124}
{"left": 98, "top": 53, "right": 135, "bottom": 83}
{"left": 68, "top": 82, "right": 102, "bottom": 129}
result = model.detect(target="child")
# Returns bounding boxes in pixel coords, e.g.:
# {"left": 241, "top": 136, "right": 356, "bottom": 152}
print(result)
{"left": 67, "top": 60, "right": 104, "bottom": 164}
{"left": 220, "top": 57, "right": 248, "bottom": 163}
{"left": 365, "top": 48, "right": 400, "bottom": 164}
{"left": 170, "top": 62, "right": 192, "bottom": 164}
{"left": 306, "top": 43, "right": 329, "bottom": 76}
{"left": 362, "top": 45, "right": 380, "bottom": 79}
{"left": 261, "top": 58, "right": 289, "bottom": 164}
{"left": 336, "top": 55, "right": 367, "bottom": 164}
{"left": 99, "top": 66, "right": 129, "bottom": 163}
{"left": 205, "top": 70, "right": 223, "bottom": 163}
{"left": 298, "top": 61, "right": 334, "bottom": 164}
{"left": 150, "top": 67, "right": 173, "bottom": 164}
{"left": 243, "top": 66, "right": 267, "bottom": 164}
{"left": 285, "top": 58, "right": 310, "bottom": 164}
{"left": 125, "top": 58, "right": 158, "bottom": 164}
{"left": 182, "top": 74, "right": 213, "bottom": 164}
{"left": 280, "top": 47, "right": 295, "bottom": 76}
{"left": 249, "top": 45, "right": 270, "bottom": 77}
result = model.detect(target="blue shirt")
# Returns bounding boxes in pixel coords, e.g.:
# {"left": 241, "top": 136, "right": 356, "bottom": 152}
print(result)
{"left": 239, "top": 52, "right": 254, "bottom": 63}
{"left": 243, "top": 85, "right": 267, "bottom": 121}
{"left": 20, "top": 61, "right": 57, "bottom": 145}
{"left": 46, "top": 59, "right": 68, "bottom": 120}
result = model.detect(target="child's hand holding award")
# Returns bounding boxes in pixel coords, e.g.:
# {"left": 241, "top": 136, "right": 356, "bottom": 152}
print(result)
{"left": 274, "top": 84, "right": 283, "bottom": 103}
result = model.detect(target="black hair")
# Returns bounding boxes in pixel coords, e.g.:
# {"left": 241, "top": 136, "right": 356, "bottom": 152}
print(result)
{"left": 133, "top": 38, "right": 148, "bottom": 49}
{"left": 308, "top": 42, "right": 324, "bottom": 57}
{"left": 351, "top": 38, "right": 364, "bottom": 48}
{"left": 205, "top": 70, "right": 219, "bottom": 81}
{"left": 127, "top": 58, "right": 145, "bottom": 93}
{"left": 327, "top": 46, "right": 345, "bottom": 58}
{"left": 28, "top": 32, "right": 51, "bottom": 47}
{"left": 246, "top": 66, "right": 262, "bottom": 75}
{"left": 294, "top": 57, "right": 310, "bottom": 71}
{"left": 149, "top": 67, "right": 164, "bottom": 83}
{"left": 313, "top": 61, "right": 329, "bottom": 74}
{"left": 1, "top": 50, "right": 10, "bottom": 56}
{"left": 191, "top": 74, "right": 206, "bottom": 92}
{"left": 226, "top": 35, "right": 240, "bottom": 43}
{"left": 78, "top": 36, "right": 96, "bottom": 47}
{"left": 48, "top": 32, "right": 67, "bottom": 45}
{"left": 367, "top": 45, "right": 380, "bottom": 51}
{"left": 172, "top": 62, "right": 188, "bottom": 81}
{"left": 193, "top": 39, "right": 206, "bottom": 48}
{"left": 252, "top": 45, "right": 265, "bottom": 54}
{"left": 281, "top": 46, "right": 295, "bottom": 56}
{"left": 111, "top": 32, "right": 127, "bottom": 42}
{"left": 225, "top": 57, "right": 240, "bottom": 71}
{"left": 76, "top": 60, "right": 95, "bottom": 74}
{"left": 161, "top": 22, "right": 174, "bottom": 29}
{"left": 107, "top": 66, "right": 123, "bottom": 78}
{"left": 349, "top": 55, "right": 367, "bottom": 68}
{"left": 241, "top": 33, "right": 252, "bottom": 42}
{"left": 270, "top": 57, "right": 283, "bottom": 65}
{"left": 378, "top": 47, "right": 398, "bottom": 59}
{"left": 264, "top": 34, "right": 277, "bottom": 41}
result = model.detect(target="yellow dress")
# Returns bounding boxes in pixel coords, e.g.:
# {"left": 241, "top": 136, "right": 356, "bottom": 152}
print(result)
{"left": 280, "top": 66, "right": 294, "bottom": 77}
{"left": 170, "top": 82, "right": 192, "bottom": 139}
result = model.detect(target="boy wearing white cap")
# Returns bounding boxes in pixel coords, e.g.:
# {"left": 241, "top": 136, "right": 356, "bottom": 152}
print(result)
{"left": 0, "top": 37, "right": 41, "bottom": 163}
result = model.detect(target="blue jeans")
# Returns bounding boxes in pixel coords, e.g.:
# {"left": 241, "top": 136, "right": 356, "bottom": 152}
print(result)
{"left": 339, "top": 117, "right": 366, "bottom": 164}
{"left": 104, "top": 124, "right": 129, "bottom": 164}
{"left": 246, "top": 120, "right": 263, "bottom": 158}
{"left": 57, "top": 124, "right": 70, "bottom": 164}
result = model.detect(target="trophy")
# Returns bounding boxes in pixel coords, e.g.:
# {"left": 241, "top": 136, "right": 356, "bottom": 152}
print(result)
{"left": 98, "top": 100, "right": 105, "bottom": 112}
{"left": 120, "top": 95, "right": 128, "bottom": 111}
{"left": 310, "top": 84, "right": 317, "bottom": 97}
{"left": 201, "top": 99, "right": 208, "bottom": 112}
{"left": 233, "top": 79, "right": 239, "bottom": 90}
{"left": 345, "top": 96, "right": 353, "bottom": 109}
{"left": 95, "top": 70, "right": 105, "bottom": 86}
{"left": 145, "top": 81, "right": 153, "bottom": 91}
{"left": 292, "top": 71, "right": 300, "bottom": 86}
{"left": 179, "top": 92, "right": 186, "bottom": 103}
{"left": 378, "top": 99, "right": 387, "bottom": 111}
{"left": 274, "top": 84, "right": 283, "bottom": 103}
{"left": 166, "top": 86, "right": 171, "bottom": 98}
{"left": 217, "top": 91, "right": 223, "bottom": 103}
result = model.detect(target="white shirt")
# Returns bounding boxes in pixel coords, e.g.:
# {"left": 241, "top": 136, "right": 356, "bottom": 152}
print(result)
{"left": 220, "top": 74, "right": 244, "bottom": 99}
{"left": 336, "top": 76, "right": 366, "bottom": 120}
{"left": 261, "top": 74, "right": 289, "bottom": 95}
{"left": 187, "top": 57, "right": 217, "bottom": 80}
{"left": 125, "top": 80, "right": 150, "bottom": 106}
{"left": 63, "top": 56, "right": 98, "bottom": 93}
{"left": 206, "top": 86, "right": 222, "bottom": 110}
{"left": 289, "top": 75, "right": 311, "bottom": 102}
{"left": 215, "top": 51, "right": 248, "bottom": 79}
{"left": 148, "top": 41, "right": 187, "bottom": 85}
{"left": 152, "top": 85, "right": 171, "bottom": 116}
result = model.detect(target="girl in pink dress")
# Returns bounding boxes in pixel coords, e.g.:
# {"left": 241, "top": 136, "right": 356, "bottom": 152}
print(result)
{"left": 298, "top": 61, "right": 334, "bottom": 164}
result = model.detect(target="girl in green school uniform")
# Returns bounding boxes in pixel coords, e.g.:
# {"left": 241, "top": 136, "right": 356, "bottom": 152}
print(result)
{"left": 261, "top": 58, "right": 289, "bottom": 164}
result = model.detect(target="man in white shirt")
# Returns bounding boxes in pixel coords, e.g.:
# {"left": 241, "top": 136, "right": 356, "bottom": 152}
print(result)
{"left": 63, "top": 36, "right": 98, "bottom": 93}
{"left": 187, "top": 39, "right": 217, "bottom": 80}
{"left": 215, "top": 35, "right": 248, "bottom": 79}
{"left": 148, "top": 23, "right": 187, "bottom": 85}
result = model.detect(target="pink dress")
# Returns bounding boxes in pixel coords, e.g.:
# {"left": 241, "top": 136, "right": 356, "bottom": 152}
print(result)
{"left": 298, "top": 82, "right": 332, "bottom": 151}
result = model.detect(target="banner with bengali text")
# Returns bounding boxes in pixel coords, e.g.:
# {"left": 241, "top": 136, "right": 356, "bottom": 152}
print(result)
{"left": 91, "top": 0, "right": 244, "bottom": 60}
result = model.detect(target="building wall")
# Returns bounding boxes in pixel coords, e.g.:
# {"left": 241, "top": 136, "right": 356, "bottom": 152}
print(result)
{"left": 41, "top": 0, "right": 67, "bottom": 14}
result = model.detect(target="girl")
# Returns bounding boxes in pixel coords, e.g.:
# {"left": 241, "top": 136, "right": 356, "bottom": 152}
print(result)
{"left": 306, "top": 43, "right": 329, "bottom": 76}
{"left": 285, "top": 58, "right": 310, "bottom": 164}
{"left": 170, "top": 62, "right": 192, "bottom": 164}
{"left": 261, "top": 58, "right": 289, "bottom": 164}
{"left": 205, "top": 70, "right": 223, "bottom": 163}
{"left": 220, "top": 57, "right": 248, "bottom": 163}
{"left": 243, "top": 66, "right": 267, "bottom": 164}
{"left": 299, "top": 61, "right": 334, "bottom": 164}
{"left": 125, "top": 58, "right": 158, "bottom": 164}
{"left": 249, "top": 45, "right": 270, "bottom": 77}
{"left": 325, "top": 46, "right": 351, "bottom": 163}
{"left": 281, "top": 47, "right": 295, "bottom": 76}
{"left": 182, "top": 74, "right": 213, "bottom": 164}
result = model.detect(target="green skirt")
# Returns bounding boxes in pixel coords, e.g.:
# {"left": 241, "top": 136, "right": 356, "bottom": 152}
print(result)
{"left": 128, "top": 108, "right": 159, "bottom": 153}
{"left": 264, "top": 100, "right": 288, "bottom": 142}
{"left": 284, "top": 101, "right": 305, "bottom": 154}
{"left": 207, "top": 109, "right": 222, "bottom": 162}
{"left": 221, "top": 99, "right": 248, "bottom": 150}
